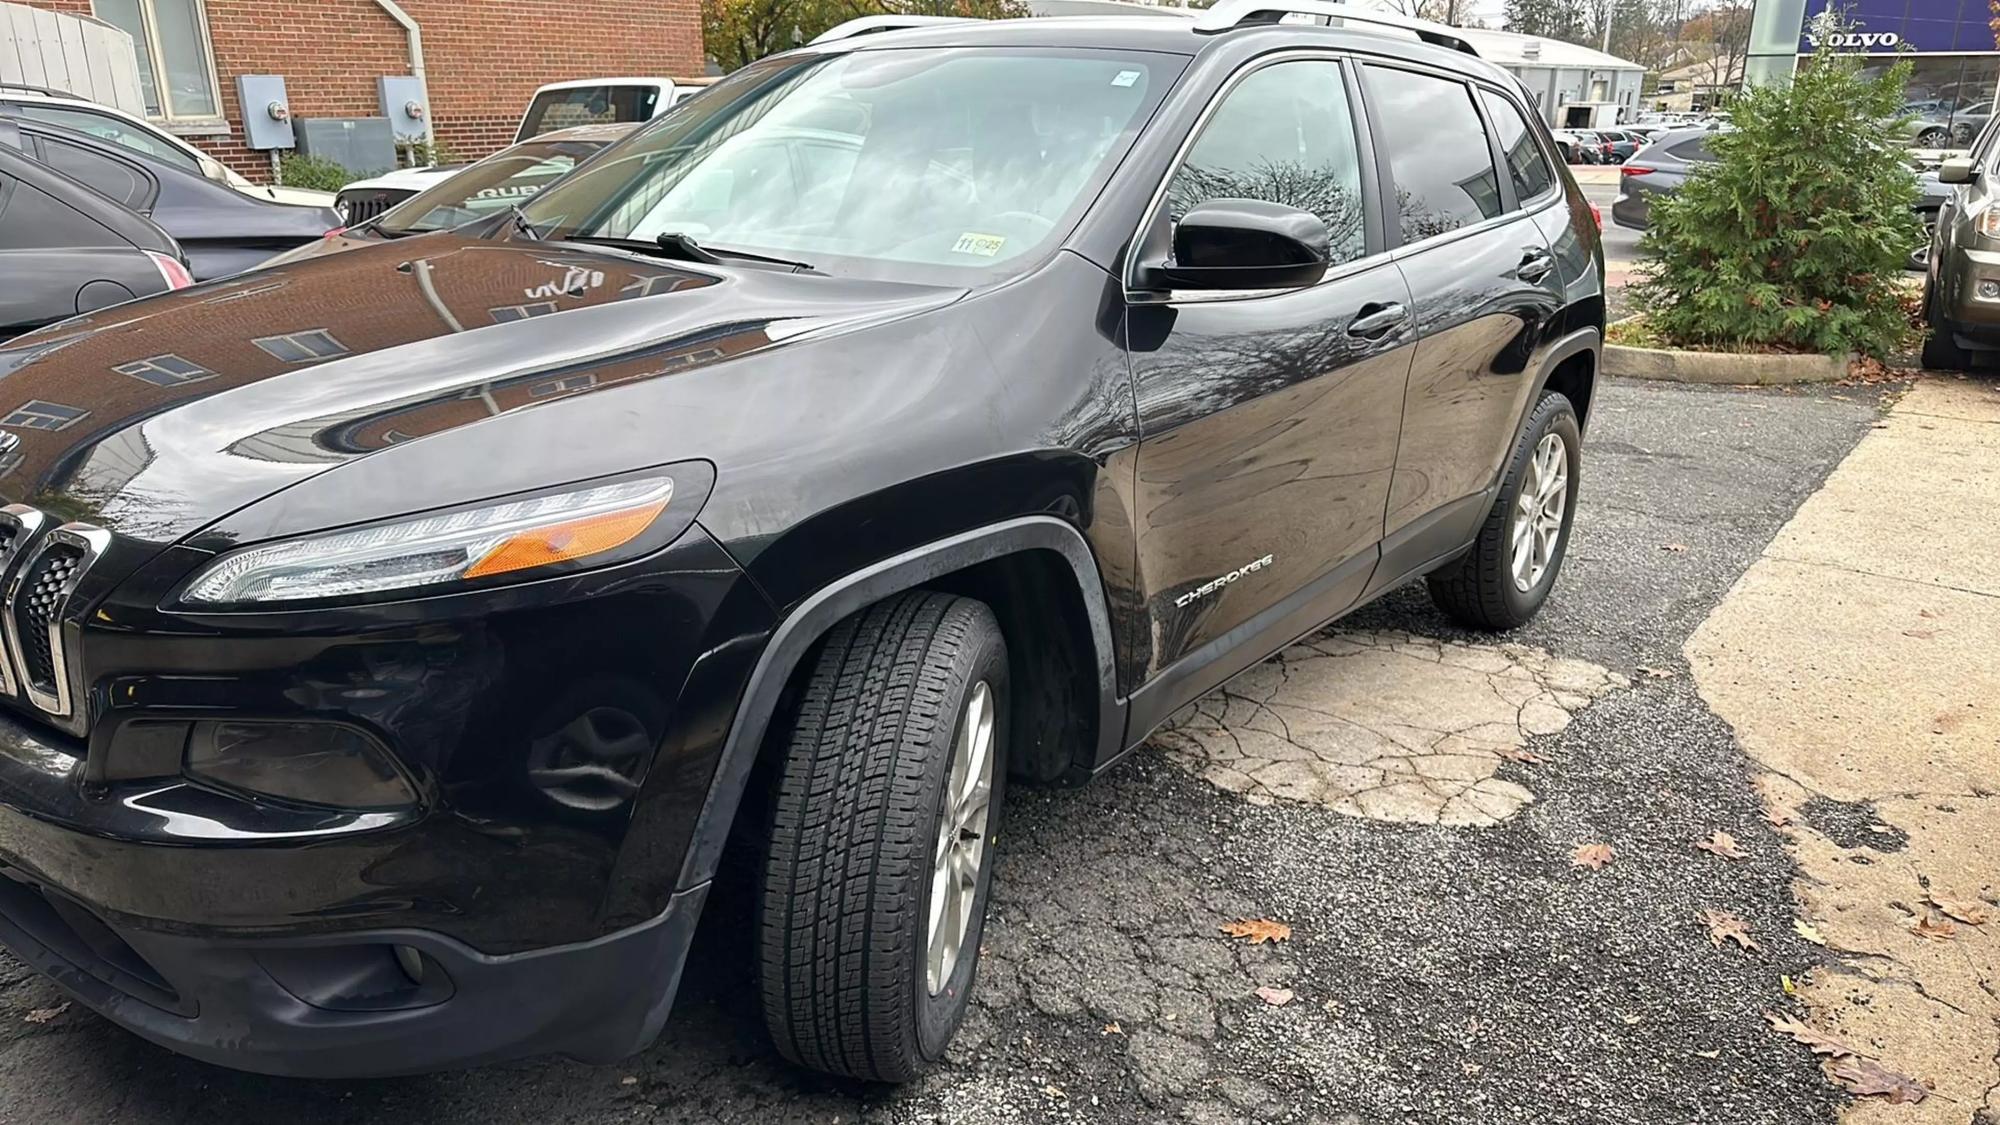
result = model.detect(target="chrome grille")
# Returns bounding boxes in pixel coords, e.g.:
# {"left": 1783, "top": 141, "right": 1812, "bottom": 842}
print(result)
{"left": 14, "top": 546, "right": 80, "bottom": 694}
{"left": 0, "top": 516, "right": 110, "bottom": 727}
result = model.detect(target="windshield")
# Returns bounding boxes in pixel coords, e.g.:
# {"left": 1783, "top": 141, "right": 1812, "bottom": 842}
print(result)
{"left": 375, "top": 139, "right": 605, "bottom": 235}
{"left": 518, "top": 48, "right": 1183, "bottom": 283}
{"left": 518, "top": 85, "right": 662, "bottom": 141}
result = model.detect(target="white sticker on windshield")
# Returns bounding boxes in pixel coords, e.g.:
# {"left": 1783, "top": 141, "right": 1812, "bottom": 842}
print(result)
{"left": 1112, "top": 69, "right": 1141, "bottom": 88}
{"left": 952, "top": 232, "right": 1006, "bottom": 257}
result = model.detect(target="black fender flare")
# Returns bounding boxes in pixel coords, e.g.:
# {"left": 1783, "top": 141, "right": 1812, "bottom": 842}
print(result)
{"left": 1523, "top": 325, "right": 1600, "bottom": 435}
{"left": 673, "top": 515, "right": 1123, "bottom": 892}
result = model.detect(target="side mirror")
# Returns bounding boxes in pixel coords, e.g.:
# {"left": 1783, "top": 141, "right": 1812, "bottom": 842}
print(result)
{"left": 1136, "top": 199, "right": 1330, "bottom": 292}
{"left": 1939, "top": 157, "right": 1977, "bottom": 184}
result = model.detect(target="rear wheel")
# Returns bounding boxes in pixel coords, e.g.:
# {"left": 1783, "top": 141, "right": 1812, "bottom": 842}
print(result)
{"left": 1427, "top": 392, "right": 1581, "bottom": 631}
{"left": 758, "top": 591, "right": 1008, "bottom": 1082}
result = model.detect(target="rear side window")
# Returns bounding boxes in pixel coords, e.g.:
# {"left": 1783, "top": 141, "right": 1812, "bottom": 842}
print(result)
{"left": 519, "top": 85, "right": 661, "bottom": 139}
{"left": 39, "top": 138, "right": 156, "bottom": 211}
{"left": 1667, "top": 136, "right": 1714, "bottom": 162}
{"left": 1363, "top": 65, "right": 1503, "bottom": 243}
{"left": 0, "top": 172, "right": 123, "bottom": 249}
{"left": 1478, "top": 88, "right": 1555, "bottom": 203}
{"left": 1167, "top": 60, "right": 1366, "bottom": 266}
{"left": 13, "top": 104, "right": 202, "bottom": 174}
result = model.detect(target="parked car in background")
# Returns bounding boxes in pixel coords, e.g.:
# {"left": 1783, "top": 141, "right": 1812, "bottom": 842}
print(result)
{"left": 326, "top": 123, "right": 630, "bottom": 231}
{"left": 514, "top": 76, "right": 717, "bottom": 142}
{"left": 0, "top": 146, "right": 190, "bottom": 340}
{"left": 275, "top": 123, "right": 633, "bottom": 265}
{"left": 0, "top": 4, "right": 1602, "bottom": 1082}
{"left": 1550, "top": 128, "right": 1595, "bottom": 163}
{"left": 0, "top": 84, "right": 334, "bottom": 209}
{"left": 1614, "top": 127, "right": 1945, "bottom": 270}
{"left": 1600, "top": 129, "right": 1645, "bottom": 162}
{"left": 1920, "top": 116, "right": 2000, "bottom": 368}
{"left": 0, "top": 119, "right": 340, "bottom": 281}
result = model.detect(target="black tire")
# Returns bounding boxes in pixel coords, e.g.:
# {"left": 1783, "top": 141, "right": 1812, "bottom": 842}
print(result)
{"left": 758, "top": 591, "right": 1008, "bottom": 1082}
{"left": 1427, "top": 391, "right": 1581, "bottom": 631}
{"left": 1922, "top": 290, "right": 1972, "bottom": 371}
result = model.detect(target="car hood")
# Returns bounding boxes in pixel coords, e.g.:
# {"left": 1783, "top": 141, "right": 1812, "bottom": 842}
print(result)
{"left": 0, "top": 234, "right": 961, "bottom": 549}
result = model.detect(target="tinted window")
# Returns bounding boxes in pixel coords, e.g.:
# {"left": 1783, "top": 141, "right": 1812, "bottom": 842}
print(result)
{"left": 1666, "top": 135, "right": 1715, "bottom": 162}
{"left": 1363, "top": 66, "right": 1503, "bottom": 243}
{"left": 0, "top": 172, "right": 122, "bottom": 249}
{"left": 519, "top": 85, "right": 661, "bottom": 139}
{"left": 1478, "top": 88, "right": 1555, "bottom": 203}
{"left": 40, "top": 139, "right": 155, "bottom": 210}
{"left": 376, "top": 140, "right": 599, "bottom": 235}
{"left": 12, "top": 105, "right": 202, "bottom": 174}
{"left": 1167, "top": 61, "right": 1365, "bottom": 265}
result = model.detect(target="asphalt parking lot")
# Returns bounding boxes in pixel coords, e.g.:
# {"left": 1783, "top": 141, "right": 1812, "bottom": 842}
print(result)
{"left": 0, "top": 375, "right": 1893, "bottom": 1123}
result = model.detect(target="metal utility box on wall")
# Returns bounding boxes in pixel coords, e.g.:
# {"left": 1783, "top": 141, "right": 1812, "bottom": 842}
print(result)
{"left": 292, "top": 117, "right": 396, "bottom": 175}
{"left": 236, "top": 75, "right": 295, "bottom": 150}
{"left": 376, "top": 76, "right": 431, "bottom": 142}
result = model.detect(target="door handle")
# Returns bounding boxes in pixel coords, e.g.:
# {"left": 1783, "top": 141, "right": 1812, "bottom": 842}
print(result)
{"left": 1517, "top": 250, "right": 1556, "bottom": 283}
{"left": 1347, "top": 302, "right": 1408, "bottom": 339}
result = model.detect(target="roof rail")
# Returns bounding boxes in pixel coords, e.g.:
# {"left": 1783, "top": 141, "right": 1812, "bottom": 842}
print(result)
{"left": 0, "top": 83, "right": 88, "bottom": 102}
{"left": 808, "top": 15, "right": 974, "bottom": 45}
{"left": 1193, "top": 0, "right": 1480, "bottom": 56}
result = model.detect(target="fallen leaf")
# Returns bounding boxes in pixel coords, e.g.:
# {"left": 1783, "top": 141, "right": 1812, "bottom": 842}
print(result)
{"left": 1793, "top": 920, "right": 1827, "bottom": 946}
{"left": 1571, "top": 843, "right": 1615, "bottom": 870}
{"left": 1101, "top": 1022, "right": 1122, "bottom": 1036}
{"left": 1042, "top": 1084, "right": 1068, "bottom": 1100}
{"left": 1826, "top": 1056, "right": 1930, "bottom": 1104}
{"left": 1902, "top": 628, "right": 1937, "bottom": 639}
{"left": 1498, "top": 746, "right": 1544, "bottom": 764}
{"left": 1781, "top": 974, "right": 1798, "bottom": 995}
{"left": 1695, "top": 831, "right": 1748, "bottom": 860}
{"left": 1636, "top": 666, "right": 1675, "bottom": 678}
{"left": 1695, "top": 1048, "right": 1720, "bottom": 1059}
{"left": 1928, "top": 895, "right": 1993, "bottom": 926}
{"left": 1618, "top": 1012, "right": 1642, "bottom": 1025}
{"left": 1220, "top": 918, "right": 1292, "bottom": 945}
{"left": 1763, "top": 808, "right": 1792, "bottom": 829}
{"left": 1919, "top": 608, "right": 1938, "bottom": 619}
{"left": 1461, "top": 1061, "right": 1483, "bottom": 1076}
{"left": 1700, "top": 909, "right": 1761, "bottom": 951}
{"left": 1764, "top": 1011, "right": 1862, "bottom": 1059}
{"left": 1254, "top": 986, "right": 1295, "bottom": 1007}
{"left": 620, "top": 1076, "right": 638, "bottom": 1086}
{"left": 21, "top": 1002, "right": 65, "bottom": 1025}
{"left": 1911, "top": 916, "right": 1957, "bottom": 941}
{"left": 1661, "top": 543, "right": 1690, "bottom": 553}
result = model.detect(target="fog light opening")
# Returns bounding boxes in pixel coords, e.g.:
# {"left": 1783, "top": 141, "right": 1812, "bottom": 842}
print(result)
{"left": 393, "top": 944, "right": 425, "bottom": 985}
{"left": 1980, "top": 280, "right": 2000, "bottom": 300}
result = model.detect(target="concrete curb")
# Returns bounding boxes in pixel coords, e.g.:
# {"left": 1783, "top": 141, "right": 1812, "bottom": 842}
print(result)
{"left": 1567, "top": 166, "right": 1623, "bottom": 186}
{"left": 1604, "top": 318, "right": 1854, "bottom": 385}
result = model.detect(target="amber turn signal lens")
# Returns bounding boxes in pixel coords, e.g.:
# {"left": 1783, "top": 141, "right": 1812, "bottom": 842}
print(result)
{"left": 462, "top": 497, "right": 672, "bottom": 579}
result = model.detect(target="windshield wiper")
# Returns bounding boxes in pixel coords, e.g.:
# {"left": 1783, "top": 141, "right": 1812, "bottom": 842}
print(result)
{"left": 508, "top": 204, "right": 543, "bottom": 241}
{"left": 653, "top": 231, "right": 814, "bottom": 273}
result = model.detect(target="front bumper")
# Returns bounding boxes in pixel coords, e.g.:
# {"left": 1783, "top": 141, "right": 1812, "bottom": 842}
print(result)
{"left": 0, "top": 690, "right": 712, "bottom": 1077}
{"left": 1942, "top": 245, "right": 2000, "bottom": 334}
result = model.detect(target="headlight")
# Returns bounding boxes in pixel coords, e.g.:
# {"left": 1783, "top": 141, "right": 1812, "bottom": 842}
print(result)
{"left": 182, "top": 476, "right": 675, "bottom": 606}
{"left": 1980, "top": 207, "right": 2000, "bottom": 238}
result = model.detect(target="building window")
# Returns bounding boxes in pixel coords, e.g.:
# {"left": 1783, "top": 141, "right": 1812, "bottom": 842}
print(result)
{"left": 490, "top": 302, "right": 560, "bottom": 324}
{"left": 92, "top": 0, "right": 223, "bottom": 122}
{"left": 1, "top": 401, "right": 89, "bottom": 432}
{"left": 114, "top": 353, "right": 215, "bottom": 386}
{"left": 529, "top": 374, "right": 596, "bottom": 398}
{"left": 254, "top": 330, "right": 348, "bottom": 363}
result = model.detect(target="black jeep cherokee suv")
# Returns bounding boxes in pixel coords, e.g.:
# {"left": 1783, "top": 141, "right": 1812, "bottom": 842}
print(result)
{"left": 0, "top": 2, "right": 1601, "bottom": 1080}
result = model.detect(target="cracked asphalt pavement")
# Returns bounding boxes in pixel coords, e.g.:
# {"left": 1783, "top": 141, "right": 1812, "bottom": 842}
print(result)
{"left": 0, "top": 376, "right": 1896, "bottom": 1123}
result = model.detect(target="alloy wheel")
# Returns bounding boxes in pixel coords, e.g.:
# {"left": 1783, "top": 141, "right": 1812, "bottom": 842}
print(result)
{"left": 927, "top": 679, "right": 995, "bottom": 995}
{"left": 1510, "top": 432, "right": 1569, "bottom": 592}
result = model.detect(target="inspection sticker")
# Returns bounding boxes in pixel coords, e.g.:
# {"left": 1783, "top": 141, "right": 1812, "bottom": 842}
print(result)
{"left": 1112, "top": 69, "right": 1141, "bottom": 87}
{"left": 951, "top": 232, "right": 1007, "bottom": 257}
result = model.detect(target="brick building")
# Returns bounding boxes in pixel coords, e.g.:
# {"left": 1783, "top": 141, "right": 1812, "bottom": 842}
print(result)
{"left": 20, "top": 0, "right": 703, "bottom": 181}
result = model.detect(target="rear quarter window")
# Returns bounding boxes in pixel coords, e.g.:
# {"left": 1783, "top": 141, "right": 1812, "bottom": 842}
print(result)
{"left": 1666, "top": 136, "right": 1714, "bottom": 162}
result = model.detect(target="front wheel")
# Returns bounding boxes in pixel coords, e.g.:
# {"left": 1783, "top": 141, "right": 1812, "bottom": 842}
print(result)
{"left": 1427, "top": 392, "right": 1581, "bottom": 630}
{"left": 758, "top": 591, "right": 1008, "bottom": 1082}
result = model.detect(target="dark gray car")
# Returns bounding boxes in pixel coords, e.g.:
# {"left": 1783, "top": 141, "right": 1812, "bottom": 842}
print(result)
{"left": 0, "top": 118, "right": 340, "bottom": 281}
{"left": 1613, "top": 126, "right": 1947, "bottom": 269}
{"left": 0, "top": 145, "right": 188, "bottom": 340}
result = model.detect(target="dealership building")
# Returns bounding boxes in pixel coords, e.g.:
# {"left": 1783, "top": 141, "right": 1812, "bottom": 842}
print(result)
{"left": 1749, "top": 0, "right": 1999, "bottom": 142}
{"left": 6, "top": 0, "right": 704, "bottom": 180}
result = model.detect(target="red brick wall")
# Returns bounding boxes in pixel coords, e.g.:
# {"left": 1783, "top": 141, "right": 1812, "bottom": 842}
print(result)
{"left": 20, "top": 0, "right": 703, "bottom": 181}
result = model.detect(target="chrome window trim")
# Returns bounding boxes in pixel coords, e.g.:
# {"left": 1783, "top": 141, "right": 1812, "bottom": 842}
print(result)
{"left": 0, "top": 505, "right": 48, "bottom": 698}
{"left": 4, "top": 522, "right": 110, "bottom": 721}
